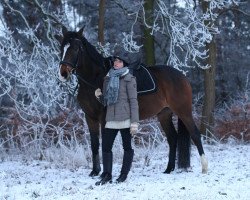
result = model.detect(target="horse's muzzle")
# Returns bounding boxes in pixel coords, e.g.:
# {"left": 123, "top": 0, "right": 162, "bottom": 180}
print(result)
{"left": 58, "top": 64, "right": 73, "bottom": 82}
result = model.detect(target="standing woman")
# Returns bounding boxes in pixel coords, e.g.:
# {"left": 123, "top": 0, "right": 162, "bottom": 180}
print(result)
{"left": 95, "top": 56, "right": 139, "bottom": 185}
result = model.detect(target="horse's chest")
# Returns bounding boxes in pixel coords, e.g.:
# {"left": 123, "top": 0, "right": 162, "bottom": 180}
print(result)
{"left": 77, "top": 92, "right": 99, "bottom": 113}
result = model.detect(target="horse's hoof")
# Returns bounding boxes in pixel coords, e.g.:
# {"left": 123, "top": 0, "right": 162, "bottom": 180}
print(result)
{"left": 176, "top": 168, "right": 191, "bottom": 173}
{"left": 163, "top": 167, "right": 175, "bottom": 174}
{"left": 89, "top": 170, "right": 100, "bottom": 177}
{"left": 99, "top": 172, "right": 106, "bottom": 179}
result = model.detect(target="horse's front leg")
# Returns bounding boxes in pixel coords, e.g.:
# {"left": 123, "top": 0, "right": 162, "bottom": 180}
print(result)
{"left": 85, "top": 116, "right": 101, "bottom": 177}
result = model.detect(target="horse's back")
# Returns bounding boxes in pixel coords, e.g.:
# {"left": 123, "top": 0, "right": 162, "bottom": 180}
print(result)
{"left": 149, "top": 65, "right": 191, "bottom": 90}
{"left": 138, "top": 65, "right": 192, "bottom": 120}
{"left": 148, "top": 65, "right": 188, "bottom": 82}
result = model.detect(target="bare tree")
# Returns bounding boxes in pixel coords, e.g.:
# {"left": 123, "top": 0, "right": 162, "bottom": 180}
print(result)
{"left": 199, "top": 0, "right": 216, "bottom": 137}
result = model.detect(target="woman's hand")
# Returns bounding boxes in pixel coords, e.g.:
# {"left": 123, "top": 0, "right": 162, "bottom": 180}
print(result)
{"left": 130, "top": 122, "right": 139, "bottom": 135}
{"left": 95, "top": 88, "right": 102, "bottom": 98}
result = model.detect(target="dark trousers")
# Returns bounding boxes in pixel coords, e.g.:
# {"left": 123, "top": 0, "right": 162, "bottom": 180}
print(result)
{"left": 102, "top": 128, "right": 132, "bottom": 153}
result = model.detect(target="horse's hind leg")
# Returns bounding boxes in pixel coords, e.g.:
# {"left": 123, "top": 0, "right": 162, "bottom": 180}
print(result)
{"left": 177, "top": 118, "right": 191, "bottom": 169}
{"left": 170, "top": 84, "right": 208, "bottom": 173}
{"left": 179, "top": 115, "right": 208, "bottom": 173}
{"left": 157, "top": 107, "right": 177, "bottom": 174}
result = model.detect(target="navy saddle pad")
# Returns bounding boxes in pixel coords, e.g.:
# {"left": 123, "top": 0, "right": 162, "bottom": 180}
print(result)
{"left": 128, "top": 61, "right": 157, "bottom": 95}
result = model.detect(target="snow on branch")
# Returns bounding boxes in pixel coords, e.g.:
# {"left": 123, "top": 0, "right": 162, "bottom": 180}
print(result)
{"left": 121, "top": 3, "right": 144, "bottom": 53}
{"left": 158, "top": 1, "right": 214, "bottom": 71}
{"left": 122, "top": 31, "right": 143, "bottom": 53}
{"left": 95, "top": 42, "right": 112, "bottom": 57}
{"left": 0, "top": 27, "right": 76, "bottom": 148}
{"left": 154, "top": 0, "right": 234, "bottom": 71}
{"left": 123, "top": 0, "right": 239, "bottom": 72}
{"left": 206, "top": 0, "right": 240, "bottom": 19}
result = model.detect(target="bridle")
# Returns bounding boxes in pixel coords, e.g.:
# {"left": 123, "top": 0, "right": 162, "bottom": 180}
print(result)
{"left": 59, "top": 38, "right": 99, "bottom": 90}
{"left": 60, "top": 38, "right": 82, "bottom": 72}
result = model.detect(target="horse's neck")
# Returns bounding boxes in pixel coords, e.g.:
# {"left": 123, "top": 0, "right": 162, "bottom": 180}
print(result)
{"left": 76, "top": 57, "right": 105, "bottom": 116}
{"left": 77, "top": 83, "right": 98, "bottom": 106}
{"left": 77, "top": 65, "right": 103, "bottom": 93}
{"left": 77, "top": 78, "right": 103, "bottom": 117}
{"left": 79, "top": 56, "right": 106, "bottom": 88}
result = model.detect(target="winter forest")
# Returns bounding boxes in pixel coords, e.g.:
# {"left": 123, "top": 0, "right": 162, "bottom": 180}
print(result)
{"left": 0, "top": 0, "right": 249, "bottom": 199}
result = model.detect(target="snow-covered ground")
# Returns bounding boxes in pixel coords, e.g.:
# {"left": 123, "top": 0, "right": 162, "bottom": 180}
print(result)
{"left": 0, "top": 143, "right": 249, "bottom": 200}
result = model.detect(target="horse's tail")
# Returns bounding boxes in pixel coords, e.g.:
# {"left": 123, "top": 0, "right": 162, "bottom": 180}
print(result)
{"left": 177, "top": 118, "right": 191, "bottom": 169}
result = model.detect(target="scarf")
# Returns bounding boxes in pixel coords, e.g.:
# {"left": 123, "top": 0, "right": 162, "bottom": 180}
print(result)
{"left": 104, "top": 67, "right": 129, "bottom": 106}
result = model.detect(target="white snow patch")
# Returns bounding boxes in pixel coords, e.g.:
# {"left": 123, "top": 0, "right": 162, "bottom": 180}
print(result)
{"left": 0, "top": 143, "right": 249, "bottom": 200}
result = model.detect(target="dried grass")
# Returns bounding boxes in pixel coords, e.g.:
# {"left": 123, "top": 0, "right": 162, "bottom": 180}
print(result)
{"left": 214, "top": 96, "right": 249, "bottom": 143}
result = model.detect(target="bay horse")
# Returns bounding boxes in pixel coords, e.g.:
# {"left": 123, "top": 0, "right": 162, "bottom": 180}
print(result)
{"left": 57, "top": 27, "right": 208, "bottom": 175}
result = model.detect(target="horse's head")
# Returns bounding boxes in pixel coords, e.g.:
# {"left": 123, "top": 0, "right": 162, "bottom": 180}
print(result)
{"left": 58, "top": 27, "right": 84, "bottom": 82}
{"left": 58, "top": 27, "right": 108, "bottom": 88}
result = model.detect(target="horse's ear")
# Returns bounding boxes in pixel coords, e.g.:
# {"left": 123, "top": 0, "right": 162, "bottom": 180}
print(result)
{"left": 77, "top": 26, "right": 85, "bottom": 37}
{"left": 54, "top": 34, "right": 62, "bottom": 44}
{"left": 62, "top": 26, "right": 68, "bottom": 36}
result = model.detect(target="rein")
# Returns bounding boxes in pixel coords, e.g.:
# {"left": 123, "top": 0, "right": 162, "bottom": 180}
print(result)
{"left": 75, "top": 72, "right": 97, "bottom": 89}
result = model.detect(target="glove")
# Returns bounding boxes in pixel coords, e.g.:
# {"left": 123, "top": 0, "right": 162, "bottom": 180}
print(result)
{"left": 130, "top": 122, "right": 139, "bottom": 135}
{"left": 95, "top": 88, "right": 102, "bottom": 98}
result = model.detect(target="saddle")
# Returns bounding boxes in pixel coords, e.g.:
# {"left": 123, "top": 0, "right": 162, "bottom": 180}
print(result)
{"left": 128, "top": 60, "right": 157, "bottom": 95}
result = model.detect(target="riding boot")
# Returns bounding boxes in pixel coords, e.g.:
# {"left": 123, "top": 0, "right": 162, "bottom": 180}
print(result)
{"left": 116, "top": 150, "right": 134, "bottom": 183}
{"left": 95, "top": 152, "right": 112, "bottom": 185}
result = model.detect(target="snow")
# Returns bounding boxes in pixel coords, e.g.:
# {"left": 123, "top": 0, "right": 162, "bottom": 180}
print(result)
{"left": 0, "top": 143, "right": 249, "bottom": 200}
{"left": 176, "top": 0, "right": 186, "bottom": 8}
{"left": 0, "top": 5, "right": 6, "bottom": 37}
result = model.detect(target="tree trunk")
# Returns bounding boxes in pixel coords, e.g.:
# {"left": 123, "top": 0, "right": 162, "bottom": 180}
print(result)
{"left": 200, "top": 1, "right": 216, "bottom": 137}
{"left": 98, "top": 0, "right": 106, "bottom": 45}
{"left": 143, "top": 0, "right": 155, "bottom": 65}
{"left": 200, "top": 39, "right": 216, "bottom": 136}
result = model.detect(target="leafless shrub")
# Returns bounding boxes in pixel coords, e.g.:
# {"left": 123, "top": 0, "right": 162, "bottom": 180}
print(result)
{"left": 214, "top": 91, "right": 249, "bottom": 143}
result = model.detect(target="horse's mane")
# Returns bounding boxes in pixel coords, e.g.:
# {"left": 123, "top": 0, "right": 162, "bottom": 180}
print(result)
{"left": 62, "top": 31, "right": 105, "bottom": 68}
{"left": 83, "top": 37, "right": 105, "bottom": 68}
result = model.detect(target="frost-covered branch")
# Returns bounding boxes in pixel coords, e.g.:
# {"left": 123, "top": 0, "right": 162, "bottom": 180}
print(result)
{"left": 0, "top": 29, "right": 63, "bottom": 116}
{"left": 0, "top": 25, "right": 84, "bottom": 149}
{"left": 95, "top": 42, "right": 112, "bottom": 57}
{"left": 3, "top": 0, "right": 31, "bottom": 29}
{"left": 120, "top": 2, "right": 144, "bottom": 53}
{"left": 122, "top": 0, "right": 240, "bottom": 72}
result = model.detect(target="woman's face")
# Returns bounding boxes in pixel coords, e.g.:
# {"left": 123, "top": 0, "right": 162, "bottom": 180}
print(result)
{"left": 113, "top": 58, "right": 124, "bottom": 69}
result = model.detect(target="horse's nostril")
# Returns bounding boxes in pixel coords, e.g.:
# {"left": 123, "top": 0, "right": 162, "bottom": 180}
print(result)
{"left": 61, "top": 71, "right": 68, "bottom": 78}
